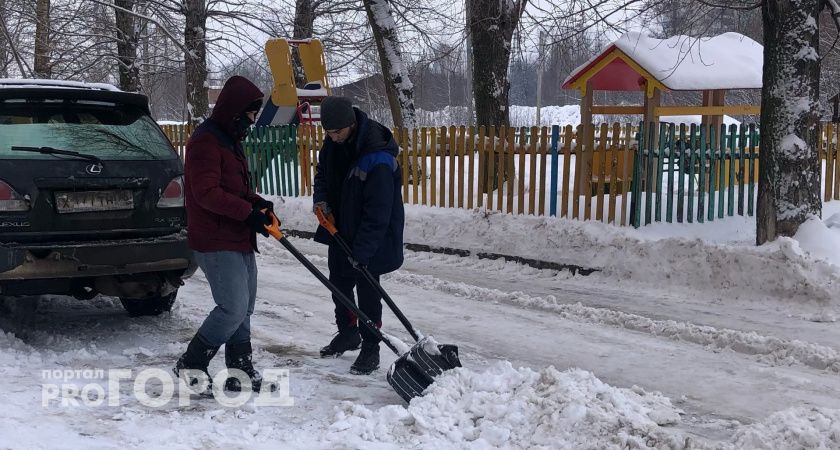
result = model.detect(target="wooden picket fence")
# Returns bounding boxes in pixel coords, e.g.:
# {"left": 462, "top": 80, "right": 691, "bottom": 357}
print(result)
{"left": 159, "top": 121, "right": 840, "bottom": 228}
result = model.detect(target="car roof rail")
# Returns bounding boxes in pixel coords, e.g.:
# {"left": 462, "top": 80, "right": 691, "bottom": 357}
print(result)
{"left": 0, "top": 78, "right": 121, "bottom": 92}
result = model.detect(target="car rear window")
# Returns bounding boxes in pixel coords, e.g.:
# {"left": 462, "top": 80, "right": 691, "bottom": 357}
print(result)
{"left": 0, "top": 101, "right": 176, "bottom": 160}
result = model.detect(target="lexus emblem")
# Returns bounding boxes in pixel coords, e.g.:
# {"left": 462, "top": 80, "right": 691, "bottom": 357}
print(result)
{"left": 85, "top": 163, "right": 103, "bottom": 175}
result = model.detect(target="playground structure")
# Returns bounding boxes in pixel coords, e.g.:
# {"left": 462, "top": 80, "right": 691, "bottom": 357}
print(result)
{"left": 257, "top": 38, "right": 331, "bottom": 127}
{"left": 561, "top": 32, "right": 763, "bottom": 196}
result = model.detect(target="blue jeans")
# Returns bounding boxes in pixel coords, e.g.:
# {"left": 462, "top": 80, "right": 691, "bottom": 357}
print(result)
{"left": 194, "top": 251, "right": 257, "bottom": 348}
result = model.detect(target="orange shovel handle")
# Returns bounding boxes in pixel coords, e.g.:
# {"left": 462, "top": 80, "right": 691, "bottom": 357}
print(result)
{"left": 315, "top": 208, "right": 338, "bottom": 235}
{"left": 261, "top": 209, "right": 284, "bottom": 240}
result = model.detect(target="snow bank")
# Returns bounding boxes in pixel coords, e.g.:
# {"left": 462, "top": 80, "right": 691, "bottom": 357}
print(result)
{"left": 327, "top": 362, "right": 685, "bottom": 449}
{"left": 273, "top": 197, "right": 840, "bottom": 306}
{"left": 732, "top": 407, "right": 840, "bottom": 449}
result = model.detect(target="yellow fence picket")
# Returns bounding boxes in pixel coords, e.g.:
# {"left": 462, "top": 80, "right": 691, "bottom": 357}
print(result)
{"left": 538, "top": 127, "right": 549, "bottom": 215}
{"left": 467, "top": 126, "right": 476, "bottom": 209}
{"left": 477, "top": 127, "right": 487, "bottom": 208}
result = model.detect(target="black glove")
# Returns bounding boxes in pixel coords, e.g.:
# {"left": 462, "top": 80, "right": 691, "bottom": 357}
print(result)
{"left": 313, "top": 201, "right": 331, "bottom": 215}
{"left": 253, "top": 198, "right": 274, "bottom": 212}
{"left": 348, "top": 256, "right": 366, "bottom": 271}
{"left": 244, "top": 207, "right": 271, "bottom": 237}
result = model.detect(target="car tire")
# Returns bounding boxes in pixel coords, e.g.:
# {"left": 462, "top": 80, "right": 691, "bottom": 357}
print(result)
{"left": 120, "top": 291, "right": 178, "bottom": 317}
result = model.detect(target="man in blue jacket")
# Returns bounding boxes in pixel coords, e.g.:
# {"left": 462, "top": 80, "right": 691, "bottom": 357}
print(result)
{"left": 312, "top": 96, "right": 405, "bottom": 375}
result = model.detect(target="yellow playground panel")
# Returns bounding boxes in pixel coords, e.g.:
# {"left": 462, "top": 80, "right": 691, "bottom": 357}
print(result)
{"left": 258, "top": 38, "right": 331, "bottom": 127}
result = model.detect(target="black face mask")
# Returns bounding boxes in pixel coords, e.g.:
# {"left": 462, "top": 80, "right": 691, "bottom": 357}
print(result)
{"left": 233, "top": 113, "right": 255, "bottom": 140}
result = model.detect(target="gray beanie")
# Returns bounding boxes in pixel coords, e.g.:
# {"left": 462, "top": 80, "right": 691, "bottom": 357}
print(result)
{"left": 320, "top": 96, "right": 356, "bottom": 130}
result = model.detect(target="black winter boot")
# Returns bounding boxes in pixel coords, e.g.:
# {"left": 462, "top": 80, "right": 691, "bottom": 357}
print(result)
{"left": 173, "top": 334, "right": 220, "bottom": 394}
{"left": 320, "top": 327, "right": 362, "bottom": 358}
{"left": 223, "top": 341, "right": 276, "bottom": 392}
{"left": 349, "top": 342, "right": 380, "bottom": 375}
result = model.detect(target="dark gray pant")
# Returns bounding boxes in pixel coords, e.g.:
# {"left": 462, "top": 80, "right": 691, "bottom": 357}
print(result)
{"left": 194, "top": 251, "right": 257, "bottom": 348}
{"left": 329, "top": 269, "right": 382, "bottom": 343}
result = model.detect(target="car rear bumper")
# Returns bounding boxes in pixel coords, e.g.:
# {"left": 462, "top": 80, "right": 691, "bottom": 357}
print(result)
{"left": 0, "top": 231, "right": 196, "bottom": 281}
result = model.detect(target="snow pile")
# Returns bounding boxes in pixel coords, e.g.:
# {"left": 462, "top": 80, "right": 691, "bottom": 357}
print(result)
{"left": 731, "top": 407, "right": 840, "bottom": 449}
{"left": 327, "top": 362, "right": 685, "bottom": 449}
{"left": 274, "top": 197, "right": 840, "bottom": 305}
{"left": 794, "top": 214, "right": 840, "bottom": 268}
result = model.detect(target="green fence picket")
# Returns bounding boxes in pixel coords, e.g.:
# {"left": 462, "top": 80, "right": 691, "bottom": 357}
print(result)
{"left": 728, "top": 124, "right": 737, "bottom": 217}
{"left": 686, "top": 124, "right": 695, "bottom": 223}
{"left": 292, "top": 126, "right": 300, "bottom": 197}
{"left": 737, "top": 124, "right": 746, "bottom": 216}
{"left": 718, "top": 124, "right": 726, "bottom": 219}
{"left": 666, "top": 123, "right": 676, "bottom": 223}
{"left": 697, "top": 125, "right": 706, "bottom": 223}
{"left": 748, "top": 124, "right": 757, "bottom": 216}
{"left": 677, "top": 124, "right": 686, "bottom": 223}
{"left": 645, "top": 123, "right": 655, "bottom": 225}
{"left": 285, "top": 127, "right": 294, "bottom": 196}
{"left": 707, "top": 126, "right": 717, "bottom": 222}
{"left": 655, "top": 123, "right": 667, "bottom": 222}
{"left": 630, "top": 122, "right": 644, "bottom": 228}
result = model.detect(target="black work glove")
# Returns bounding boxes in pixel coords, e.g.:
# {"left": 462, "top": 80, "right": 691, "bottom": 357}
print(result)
{"left": 244, "top": 207, "right": 271, "bottom": 237}
{"left": 253, "top": 198, "right": 274, "bottom": 212}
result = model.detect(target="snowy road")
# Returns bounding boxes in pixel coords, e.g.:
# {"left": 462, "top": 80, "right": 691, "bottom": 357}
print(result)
{"left": 2, "top": 232, "right": 840, "bottom": 448}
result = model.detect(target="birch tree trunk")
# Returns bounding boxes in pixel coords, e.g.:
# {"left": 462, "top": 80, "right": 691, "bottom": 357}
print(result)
{"left": 757, "top": 0, "right": 823, "bottom": 244}
{"left": 362, "top": 0, "right": 417, "bottom": 130}
{"left": 115, "top": 0, "right": 140, "bottom": 92}
{"left": 34, "top": 0, "right": 51, "bottom": 78}
{"left": 184, "top": 0, "right": 209, "bottom": 122}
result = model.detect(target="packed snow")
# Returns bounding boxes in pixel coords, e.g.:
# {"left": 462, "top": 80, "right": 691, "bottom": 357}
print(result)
{"left": 2, "top": 194, "right": 840, "bottom": 448}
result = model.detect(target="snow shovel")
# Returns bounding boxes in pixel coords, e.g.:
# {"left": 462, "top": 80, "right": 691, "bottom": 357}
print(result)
{"left": 313, "top": 209, "right": 462, "bottom": 402}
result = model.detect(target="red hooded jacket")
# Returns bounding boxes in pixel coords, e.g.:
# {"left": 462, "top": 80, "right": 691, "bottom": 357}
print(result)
{"left": 184, "top": 76, "right": 265, "bottom": 253}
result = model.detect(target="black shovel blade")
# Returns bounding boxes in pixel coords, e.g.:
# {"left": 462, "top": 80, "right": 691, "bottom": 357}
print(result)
{"left": 386, "top": 337, "right": 461, "bottom": 403}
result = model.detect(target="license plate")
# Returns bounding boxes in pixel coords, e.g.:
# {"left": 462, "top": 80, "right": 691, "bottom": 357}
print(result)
{"left": 55, "top": 190, "right": 134, "bottom": 213}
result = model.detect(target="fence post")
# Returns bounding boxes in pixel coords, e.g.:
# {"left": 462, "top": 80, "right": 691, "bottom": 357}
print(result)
{"left": 549, "top": 125, "right": 560, "bottom": 217}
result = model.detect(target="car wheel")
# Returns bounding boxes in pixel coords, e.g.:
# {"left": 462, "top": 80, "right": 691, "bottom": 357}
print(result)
{"left": 119, "top": 291, "right": 178, "bottom": 317}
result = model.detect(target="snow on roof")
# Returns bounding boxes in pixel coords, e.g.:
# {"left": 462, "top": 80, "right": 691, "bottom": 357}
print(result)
{"left": 0, "top": 78, "right": 121, "bottom": 92}
{"left": 564, "top": 32, "right": 763, "bottom": 91}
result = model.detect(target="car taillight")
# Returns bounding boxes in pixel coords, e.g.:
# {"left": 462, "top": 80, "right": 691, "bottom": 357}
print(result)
{"left": 157, "top": 176, "right": 184, "bottom": 208}
{"left": 0, "top": 180, "right": 29, "bottom": 211}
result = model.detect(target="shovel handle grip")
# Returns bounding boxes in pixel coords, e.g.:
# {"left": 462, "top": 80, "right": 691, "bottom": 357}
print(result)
{"left": 262, "top": 209, "right": 284, "bottom": 240}
{"left": 315, "top": 208, "right": 338, "bottom": 235}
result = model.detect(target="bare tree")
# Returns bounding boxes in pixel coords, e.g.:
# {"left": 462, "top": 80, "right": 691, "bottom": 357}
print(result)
{"left": 757, "top": 0, "right": 830, "bottom": 243}
{"left": 114, "top": 0, "right": 140, "bottom": 92}
{"left": 292, "top": 0, "right": 316, "bottom": 86}
{"left": 34, "top": 0, "right": 51, "bottom": 78}
{"left": 0, "top": 0, "right": 7, "bottom": 77}
{"left": 466, "top": 0, "right": 527, "bottom": 127}
{"left": 183, "top": 0, "right": 209, "bottom": 122}
{"left": 363, "top": 0, "right": 417, "bottom": 129}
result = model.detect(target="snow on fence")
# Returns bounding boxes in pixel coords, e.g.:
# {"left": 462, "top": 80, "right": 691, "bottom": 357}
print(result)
{"left": 159, "top": 122, "right": 840, "bottom": 227}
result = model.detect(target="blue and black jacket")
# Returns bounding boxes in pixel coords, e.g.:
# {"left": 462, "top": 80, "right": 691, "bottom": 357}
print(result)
{"left": 313, "top": 108, "right": 405, "bottom": 276}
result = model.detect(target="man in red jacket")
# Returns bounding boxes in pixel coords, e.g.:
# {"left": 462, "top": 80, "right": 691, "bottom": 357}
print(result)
{"left": 174, "top": 75, "right": 275, "bottom": 393}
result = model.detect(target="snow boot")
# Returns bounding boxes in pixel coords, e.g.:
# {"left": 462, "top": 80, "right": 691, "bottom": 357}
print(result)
{"left": 349, "top": 342, "right": 380, "bottom": 375}
{"left": 320, "top": 327, "right": 362, "bottom": 358}
{"left": 223, "top": 341, "right": 276, "bottom": 392}
{"left": 174, "top": 333, "right": 220, "bottom": 395}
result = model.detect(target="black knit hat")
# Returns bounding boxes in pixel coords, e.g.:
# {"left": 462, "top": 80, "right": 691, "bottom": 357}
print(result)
{"left": 320, "top": 96, "right": 356, "bottom": 130}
